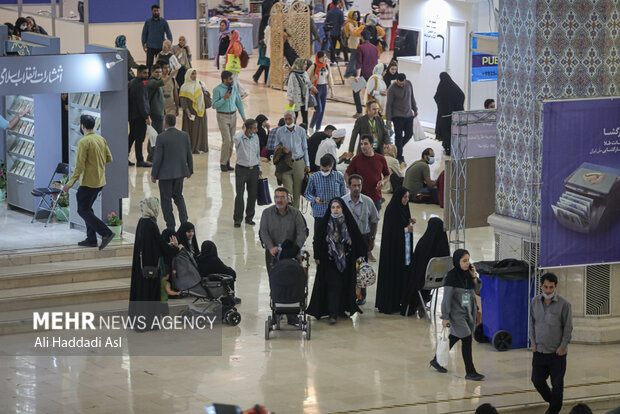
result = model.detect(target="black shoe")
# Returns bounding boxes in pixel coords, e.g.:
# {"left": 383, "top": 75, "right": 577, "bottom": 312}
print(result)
{"left": 328, "top": 317, "right": 337, "bottom": 325}
{"left": 226, "top": 163, "right": 234, "bottom": 171}
{"left": 78, "top": 239, "right": 98, "bottom": 248}
{"left": 234, "top": 222, "right": 241, "bottom": 228}
{"left": 356, "top": 298, "right": 366, "bottom": 306}
{"left": 221, "top": 164, "right": 229, "bottom": 172}
{"left": 99, "top": 233, "right": 114, "bottom": 250}
{"left": 137, "top": 161, "right": 152, "bottom": 167}
{"left": 252, "top": 75, "right": 259, "bottom": 84}
{"left": 245, "top": 220, "right": 255, "bottom": 225}
{"left": 128, "top": 160, "right": 135, "bottom": 166}
{"left": 430, "top": 357, "right": 447, "bottom": 373}
{"left": 465, "top": 373, "right": 485, "bottom": 381}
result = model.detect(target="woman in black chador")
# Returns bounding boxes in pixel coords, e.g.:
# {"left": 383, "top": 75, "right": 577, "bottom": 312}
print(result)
{"left": 176, "top": 221, "right": 200, "bottom": 258}
{"left": 375, "top": 186, "right": 416, "bottom": 314}
{"left": 307, "top": 198, "right": 367, "bottom": 325}
{"left": 434, "top": 72, "right": 465, "bottom": 155}
{"left": 401, "top": 217, "right": 450, "bottom": 316}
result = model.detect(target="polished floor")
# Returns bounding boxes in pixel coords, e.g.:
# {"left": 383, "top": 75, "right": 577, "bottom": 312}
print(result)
{"left": 1, "top": 57, "right": 619, "bottom": 414}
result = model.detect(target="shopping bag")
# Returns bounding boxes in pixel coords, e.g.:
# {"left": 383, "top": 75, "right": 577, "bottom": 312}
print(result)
{"left": 285, "top": 103, "right": 296, "bottom": 111}
{"left": 257, "top": 178, "right": 272, "bottom": 206}
{"left": 436, "top": 327, "right": 450, "bottom": 368}
{"left": 404, "top": 232, "right": 412, "bottom": 265}
{"left": 413, "top": 116, "right": 426, "bottom": 142}
{"left": 356, "top": 258, "right": 377, "bottom": 288}
{"left": 146, "top": 125, "right": 158, "bottom": 147}
{"left": 225, "top": 54, "right": 241, "bottom": 73}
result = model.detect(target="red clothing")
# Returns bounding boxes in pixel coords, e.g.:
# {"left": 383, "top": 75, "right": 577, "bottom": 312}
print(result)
{"left": 356, "top": 41, "right": 378, "bottom": 79}
{"left": 346, "top": 153, "right": 390, "bottom": 201}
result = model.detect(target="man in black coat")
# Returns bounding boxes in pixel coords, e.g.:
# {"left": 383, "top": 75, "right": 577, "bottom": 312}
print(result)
{"left": 128, "top": 65, "right": 151, "bottom": 167}
{"left": 307, "top": 124, "right": 336, "bottom": 172}
{"left": 151, "top": 114, "right": 194, "bottom": 230}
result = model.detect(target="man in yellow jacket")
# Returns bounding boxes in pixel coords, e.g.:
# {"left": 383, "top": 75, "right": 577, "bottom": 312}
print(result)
{"left": 63, "top": 114, "right": 115, "bottom": 250}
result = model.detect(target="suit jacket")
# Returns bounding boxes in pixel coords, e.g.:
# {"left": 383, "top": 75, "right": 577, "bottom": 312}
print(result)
{"left": 151, "top": 127, "right": 193, "bottom": 180}
{"left": 348, "top": 114, "right": 389, "bottom": 154}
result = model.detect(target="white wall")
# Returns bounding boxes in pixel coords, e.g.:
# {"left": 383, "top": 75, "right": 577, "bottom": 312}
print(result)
{"left": 397, "top": 0, "right": 474, "bottom": 126}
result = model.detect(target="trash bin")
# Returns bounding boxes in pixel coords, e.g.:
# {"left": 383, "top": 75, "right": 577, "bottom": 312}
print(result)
{"left": 473, "top": 259, "right": 533, "bottom": 351}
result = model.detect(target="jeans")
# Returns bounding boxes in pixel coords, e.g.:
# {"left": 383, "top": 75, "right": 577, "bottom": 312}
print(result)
{"left": 233, "top": 165, "right": 259, "bottom": 223}
{"left": 158, "top": 178, "right": 188, "bottom": 230}
{"left": 392, "top": 116, "right": 414, "bottom": 163}
{"left": 76, "top": 186, "right": 112, "bottom": 244}
{"left": 310, "top": 84, "right": 328, "bottom": 131}
{"left": 344, "top": 49, "right": 357, "bottom": 77}
{"left": 449, "top": 334, "right": 477, "bottom": 375}
{"left": 532, "top": 352, "right": 567, "bottom": 414}
{"left": 128, "top": 118, "right": 147, "bottom": 163}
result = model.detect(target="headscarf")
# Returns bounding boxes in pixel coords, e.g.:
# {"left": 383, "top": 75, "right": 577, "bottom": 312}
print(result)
{"left": 313, "top": 53, "right": 327, "bottom": 87}
{"left": 325, "top": 199, "right": 352, "bottom": 272}
{"left": 435, "top": 72, "right": 466, "bottom": 107}
{"left": 161, "top": 39, "right": 172, "bottom": 54}
{"left": 255, "top": 114, "right": 269, "bottom": 148}
{"left": 365, "top": 13, "right": 379, "bottom": 26}
{"left": 292, "top": 57, "right": 306, "bottom": 72}
{"left": 115, "top": 35, "right": 127, "bottom": 49}
{"left": 444, "top": 249, "right": 477, "bottom": 289}
{"left": 219, "top": 18, "right": 231, "bottom": 37}
{"left": 372, "top": 63, "right": 384, "bottom": 76}
{"left": 176, "top": 222, "right": 199, "bottom": 256}
{"left": 201, "top": 240, "right": 218, "bottom": 258}
{"left": 140, "top": 197, "right": 160, "bottom": 219}
{"left": 161, "top": 228, "right": 175, "bottom": 242}
{"left": 383, "top": 60, "right": 398, "bottom": 87}
{"left": 226, "top": 30, "right": 241, "bottom": 56}
{"left": 179, "top": 69, "right": 205, "bottom": 117}
{"left": 385, "top": 186, "right": 411, "bottom": 227}
{"left": 344, "top": 10, "right": 359, "bottom": 37}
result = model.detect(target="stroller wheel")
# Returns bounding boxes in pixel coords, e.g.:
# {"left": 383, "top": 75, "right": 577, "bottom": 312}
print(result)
{"left": 179, "top": 309, "right": 193, "bottom": 320}
{"left": 306, "top": 317, "right": 311, "bottom": 340}
{"left": 226, "top": 311, "right": 241, "bottom": 326}
{"left": 265, "top": 316, "right": 272, "bottom": 340}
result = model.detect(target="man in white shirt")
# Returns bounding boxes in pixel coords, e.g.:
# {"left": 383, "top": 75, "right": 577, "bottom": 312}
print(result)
{"left": 233, "top": 119, "right": 262, "bottom": 227}
{"left": 315, "top": 128, "right": 348, "bottom": 172}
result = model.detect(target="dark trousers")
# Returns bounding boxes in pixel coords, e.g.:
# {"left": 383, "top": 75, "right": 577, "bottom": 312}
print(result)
{"left": 353, "top": 76, "right": 369, "bottom": 114}
{"left": 295, "top": 107, "right": 308, "bottom": 125}
{"left": 392, "top": 116, "right": 414, "bottom": 162}
{"left": 310, "top": 84, "right": 328, "bottom": 130}
{"left": 532, "top": 352, "right": 567, "bottom": 414}
{"left": 329, "top": 35, "right": 347, "bottom": 62}
{"left": 129, "top": 118, "right": 147, "bottom": 163}
{"left": 151, "top": 114, "right": 164, "bottom": 134}
{"left": 76, "top": 186, "right": 112, "bottom": 244}
{"left": 253, "top": 65, "right": 270, "bottom": 83}
{"left": 234, "top": 165, "right": 259, "bottom": 224}
{"left": 146, "top": 48, "right": 161, "bottom": 72}
{"left": 325, "top": 262, "right": 345, "bottom": 318}
{"left": 158, "top": 178, "right": 188, "bottom": 230}
{"left": 449, "top": 334, "right": 477, "bottom": 375}
{"left": 373, "top": 198, "right": 383, "bottom": 213}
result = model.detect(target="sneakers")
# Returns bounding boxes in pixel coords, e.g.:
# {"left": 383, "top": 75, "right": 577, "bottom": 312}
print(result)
{"left": 99, "top": 233, "right": 114, "bottom": 250}
{"left": 128, "top": 160, "right": 135, "bottom": 166}
{"left": 287, "top": 316, "right": 300, "bottom": 326}
{"left": 429, "top": 357, "right": 447, "bottom": 373}
{"left": 233, "top": 296, "right": 242, "bottom": 305}
{"left": 78, "top": 239, "right": 98, "bottom": 248}
{"left": 356, "top": 298, "right": 366, "bottom": 306}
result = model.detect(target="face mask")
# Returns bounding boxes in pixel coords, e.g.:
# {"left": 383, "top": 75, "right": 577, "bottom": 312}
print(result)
{"left": 331, "top": 213, "right": 343, "bottom": 218}
{"left": 250, "top": 133, "right": 257, "bottom": 139}
{"left": 428, "top": 157, "right": 435, "bottom": 165}
{"left": 20, "top": 25, "right": 27, "bottom": 30}
{"left": 320, "top": 170, "right": 331, "bottom": 177}
{"left": 542, "top": 292, "right": 555, "bottom": 300}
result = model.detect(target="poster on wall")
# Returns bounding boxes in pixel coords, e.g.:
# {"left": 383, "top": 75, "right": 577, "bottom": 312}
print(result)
{"left": 471, "top": 33, "right": 498, "bottom": 82}
{"left": 540, "top": 98, "right": 620, "bottom": 268}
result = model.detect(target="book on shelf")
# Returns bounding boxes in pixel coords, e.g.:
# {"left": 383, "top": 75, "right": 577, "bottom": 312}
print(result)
{"left": 78, "top": 93, "right": 88, "bottom": 106}
{"left": 92, "top": 95, "right": 101, "bottom": 109}
{"left": 85, "top": 93, "right": 94, "bottom": 108}
{"left": 94, "top": 117, "right": 101, "bottom": 131}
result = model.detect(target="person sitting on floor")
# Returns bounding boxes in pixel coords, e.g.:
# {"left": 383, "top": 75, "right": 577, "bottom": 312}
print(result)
{"left": 176, "top": 221, "right": 200, "bottom": 258}
{"left": 197, "top": 240, "right": 241, "bottom": 304}
{"left": 403, "top": 147, "right": 438, "bottom": 204}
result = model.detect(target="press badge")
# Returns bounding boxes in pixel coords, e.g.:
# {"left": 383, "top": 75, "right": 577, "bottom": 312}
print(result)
{"left": 462, "top": 292, "right": 471, "bottom": 307}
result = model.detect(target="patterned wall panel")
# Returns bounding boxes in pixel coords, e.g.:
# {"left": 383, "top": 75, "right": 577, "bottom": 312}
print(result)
{"left": 496, "top": 0, "right": 619, "bottom": 221}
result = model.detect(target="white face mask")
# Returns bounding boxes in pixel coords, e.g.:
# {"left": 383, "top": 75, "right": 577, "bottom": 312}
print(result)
{"left": 542, "top": 292, "right": 555, "bottom": 300}
{"left": 320, "top": 170, "right": 331, "bottom": 177}
{"left": 20, "top": 25, "right": 27, "bottom": 30}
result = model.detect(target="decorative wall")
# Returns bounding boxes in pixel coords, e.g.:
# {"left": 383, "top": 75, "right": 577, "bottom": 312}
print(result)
{"left": 495, "top": 0, "right": 619, "bottom": 221}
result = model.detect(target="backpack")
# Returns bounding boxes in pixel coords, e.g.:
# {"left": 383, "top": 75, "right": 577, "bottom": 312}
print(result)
{"left": 171, "top": 249, "right": 201, "bottom": 290}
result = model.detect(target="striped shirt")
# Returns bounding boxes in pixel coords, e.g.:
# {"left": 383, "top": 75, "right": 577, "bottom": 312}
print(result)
{"left": 304, "top": 170, "right": 347, "bottom": 218}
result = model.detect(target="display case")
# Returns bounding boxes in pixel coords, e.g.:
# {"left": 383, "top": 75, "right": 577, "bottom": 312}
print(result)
{"left": 4, "top": 95, "right": 36, "bottom": 212}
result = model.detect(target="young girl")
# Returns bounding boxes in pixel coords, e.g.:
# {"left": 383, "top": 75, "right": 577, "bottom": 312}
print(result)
{"left": 215, "top": 19, "right": 231, "bottom": 70}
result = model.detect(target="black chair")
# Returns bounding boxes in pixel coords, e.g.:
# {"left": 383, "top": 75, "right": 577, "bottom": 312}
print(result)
{"left": 31, "top": 162, "right": 71, "bottom": 227}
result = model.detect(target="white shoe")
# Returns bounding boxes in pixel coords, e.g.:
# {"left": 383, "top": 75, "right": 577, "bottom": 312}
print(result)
{"left": 240, "top": 93, "right": 249, "bottom": 100}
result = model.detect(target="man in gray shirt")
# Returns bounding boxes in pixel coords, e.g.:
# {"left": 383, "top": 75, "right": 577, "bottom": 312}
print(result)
{"left": 259, "top": 187, "right": 308, "bottom": 274}
{"left": 233, "top": 119, "right": 261, "bottom": 228}
{"left": 530, "top": 273, "right": 573, "bottom": 414}
{"left": 385, "top": 73, "right": 418, "bottom": 163}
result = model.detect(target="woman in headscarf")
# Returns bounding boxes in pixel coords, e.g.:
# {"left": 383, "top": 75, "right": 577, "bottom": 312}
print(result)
{"left": 215, "top": 18, "right": 231, "bottom": 70}
{"left": 287, "top": 58, "right": 315, "bottom": 125}
{"left": 14, "top": 17, "right": 28, "bottom": 38}
{"left": 197, "top": 240, "right": 241, "bottom": 304}
{"left": 156, "top": 40, "right": 181, "bottom": 76}
{"left": 128, "top": 197, "right": 181, "bottom": 332}
{"left": 401, "top": 217, "right": 450, "bottom": 316}
{"left": 114, "top": 35, "right": 139, "bottom": 80}
{"left": 353, "top": 13, "right": 386, "bottom": 56}
{"left": 375, "top": 187, "right": 416, "bottom": 314}
{"left": 26, "top": 16, "right": 47, "bottom": 35}
{"left": 383, "top": 60, "right": 398, "bottom": 88}
{"left": 176, "top": 221, "right": 200, "bottom": 258}
{"left": 307, "top": 51, "right": 334, "bottom": 132}
{"left": 172, "top": 35, "right": 191, "bottom": 87}
{"left": 307, "top": 198, "right": 367, "bottom": 324}
{"left": 430, "top": 249, "right": 484, "bottom": 381}
{"left": 179, "top": 68, "right": 208, "bottom": 153}
{"left": 225, "top": 30, "right": 248, "bottom": 98}
{"left": 344, "top": 10, "right": 361, "bottom": 78}
{"left": 365, "top": 63, "right": 387, "bottom": 113}
{"left": 434, "top": 72, "right": 465, "bottom": 155}
{"left": 255, "top": 114, "right": 270, "bottom": 156}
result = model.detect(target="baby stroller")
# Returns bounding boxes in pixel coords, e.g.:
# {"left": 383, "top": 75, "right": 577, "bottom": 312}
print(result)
{"left": 265, "top": 251, "right": 311, "bottom": 340}
{"left": 171, "top": 250, "right": 241, "bottom": 326}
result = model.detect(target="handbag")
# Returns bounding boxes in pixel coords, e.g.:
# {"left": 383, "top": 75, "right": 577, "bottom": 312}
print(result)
{"left": 436, "top": 327, "right": 451, "bottom": 367}
{"left": 257, "top": 178, "right": 272, "bottom": 206}
{"left": 199, "top": 81, "right": 212, "bottom": 109}
{"left": 301, "top": 172, "right": 310, "bottom": 196}
{"left": 356, "top": 258, "right": 376, "bottom": 288}
{"left": 308, "top": 90, "right": 318, "bottom": 108}
{"left": 240, "top": 50, "right": 249, "bottom": 68}
{"left": 140, "top": 250, "right": 159, "bottom": 279}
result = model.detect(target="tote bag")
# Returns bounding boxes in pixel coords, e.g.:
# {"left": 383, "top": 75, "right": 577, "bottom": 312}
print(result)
{"left": 225, "top": 54, "right": 241, "bottom": 73}
{"left": 436, "top": 327, "right": 451, "bottom": 367}
{"left": 257, "top": 178, "right": 272, "bottom": 206}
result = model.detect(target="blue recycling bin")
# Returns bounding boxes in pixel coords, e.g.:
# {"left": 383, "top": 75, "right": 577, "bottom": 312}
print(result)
{"left": 474, "top": 260, "right": 533, "bottom": 351}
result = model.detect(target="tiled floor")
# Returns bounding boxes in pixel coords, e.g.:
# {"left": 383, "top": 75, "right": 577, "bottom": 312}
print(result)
{"left": 1, "top": 57, "right": 619, "bottom": 414}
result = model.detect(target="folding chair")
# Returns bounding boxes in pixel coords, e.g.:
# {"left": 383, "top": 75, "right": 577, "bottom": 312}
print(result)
{"left": 419, "top": 256, "right": 453, "bottom": 323}
{"left": 31, "top": 162, "right": 71, "bottom": 227}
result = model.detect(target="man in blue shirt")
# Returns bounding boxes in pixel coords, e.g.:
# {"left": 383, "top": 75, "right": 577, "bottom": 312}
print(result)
{"left": 142, "top": 4, "right": 173, "bottom": 72}
{"left": 304, "top": 154, "right": 347, "bottom": 235}
{"left": 274, "top": 110, "right": 310, "bottom": 209}
{"left": 325, "top": 0, "right": 345, "bottom": 63}
{"left": 232, "top": 119, "right": 261, "bottom": 227}
{"left": 212, "top": 70, "right": 246, "bottom": 172}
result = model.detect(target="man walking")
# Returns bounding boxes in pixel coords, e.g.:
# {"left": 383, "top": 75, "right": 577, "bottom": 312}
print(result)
{"left": 146, "top": 63, "right": 169, "bottom": 134}
{"left": 307, "top": 124, "right": 336, "bottom": 172}
{"left": 62, "top": 115, "right": 114, "bottom": 250}
{"left": 353, "top": 31, "right": 378, "bottom": 118}
{"left": 150, "top": 114, "right": 193, "bottom": 230}
{"left": 142, "top": 4, "right": 172, "bottom": 71}
{"left": 233, "top": 119, "right": 262, "bottom": 227}
{"left": 212, "top": 70, "right": 246, "bottom": 172}
{"left": 530, "top": 273, "right": 573, "bottom": 414}
{"left": 274, "top": 110, "right": 310, "bottom": 209}
{"left": 348, "top": 101, "right": 389, "bottom": 156}
{"left": 325, "top": 0, "right": 345, "bottom": 63}
{"left": 128, "top": 65, "right": 151, "bottom": 167}
{"left": 342, "top": 174, "right": 379, "bottom": 300}
{"left": 259, "top": 187, "right": 308, "bottom": 275}
{"left": 345, "top": 135, "right": 390, "bottom": 212}
{"left": 304, "top": 154, "right": 347, "bottom": 235}
{"left": 386, "top": 73, "right": 418, "bottom": 163}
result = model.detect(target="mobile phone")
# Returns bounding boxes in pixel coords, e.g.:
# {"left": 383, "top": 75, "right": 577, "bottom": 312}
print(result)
{"left": 469, "top": 264, "right": 474, "bottom": 270}
{"left": 227, "top": 86, "right": 233, "bottom": 93}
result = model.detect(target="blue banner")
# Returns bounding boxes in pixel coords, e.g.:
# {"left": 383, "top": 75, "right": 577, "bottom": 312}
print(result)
{"left": 540, "top": 98, "right": 620, "bottom": 267}
{"left": 472, "top": 33, "right": 498, "bottom": 82}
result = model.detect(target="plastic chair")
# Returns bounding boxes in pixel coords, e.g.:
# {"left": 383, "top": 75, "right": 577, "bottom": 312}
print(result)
{"left": 31, "top": 162, "right": 71, "bottom": 227}
{"left": 419, "top": 256, "right": 453, "bottom": 323}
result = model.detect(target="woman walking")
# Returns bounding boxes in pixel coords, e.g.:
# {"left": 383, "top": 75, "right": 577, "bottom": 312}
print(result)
{"left": 430, "top": 249, "right": 484, "bottom": 381}
{"left": 307, "top": 51, "right": 334, "bottom": 132}
{"left": 179, "top": 69, "right": 209, "bottom": 153}
{"left": 307, "top": 198, "right": 367, "bottom": 324}
{"left": 287, "top": 58, "right": 315, "bottom": 125}
{"left": 253, "top": 39, "right": 270, "bottom": 84}
{"left": 225, "top": 30, "right": 248, "bottom": 99}
{"left": 215, "top": 18, "right": 231, "bottom": 70}
{"left": 344, "top": 10, "right": 361, "bottom": 78}
{"left": 365, "top": 63, "right": 387, "bottom": 113}
{"left": 434, "top": 72, "right": 465, "bottom": 155}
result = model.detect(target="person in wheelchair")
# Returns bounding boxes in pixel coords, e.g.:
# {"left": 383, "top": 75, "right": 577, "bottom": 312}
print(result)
{"left": 269, "top": 240, "right": 306, "bottom": 326}
{"left": 197, "top": 240, "right": 241, "bottom": 304}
